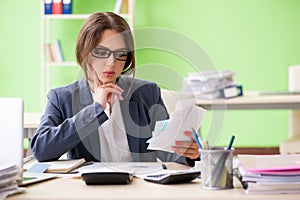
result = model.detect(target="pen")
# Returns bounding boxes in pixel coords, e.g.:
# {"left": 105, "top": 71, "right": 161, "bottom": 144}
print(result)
{"left": 191, "top": 128, "right": 203, "bottom": 149}
{"left": 23, "top": 155, "right": 35, "bottom": 164}
{"left": 156, "top": 158, "right": 167, "bottom": 169}
{"left": 227, "top": 135, "right": 235, "bottom": 150}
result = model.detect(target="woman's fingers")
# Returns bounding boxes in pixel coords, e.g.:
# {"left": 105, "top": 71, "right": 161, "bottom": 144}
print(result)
{"left": 100, "top": 83, "right": 124, "bottom": 100}
{"left": 174, "top": 141, "right": 198, "bottom": 149}
{"left": 94, "top": 83, "right": 124, "bottom": 109}
{"left": 172, "top": 145, "right": 200, "bottom": 159}
{"left": 102, "top": 83, "right": 124, "bottom": 93}
{"left": 172, "top": 144, "right": 200, "bottom": 159}
{"left": 172, "top": 131, "right": 200, "bottom": 159}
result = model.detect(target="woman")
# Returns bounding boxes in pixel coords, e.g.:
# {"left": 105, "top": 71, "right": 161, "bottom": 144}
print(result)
{"left": 31, "top": 12, "right": 199, "bottom": 166}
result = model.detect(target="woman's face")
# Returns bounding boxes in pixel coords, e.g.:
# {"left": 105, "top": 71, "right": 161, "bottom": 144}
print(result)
{"left": 88, "top": 29, "right": 128, "bottom": 84}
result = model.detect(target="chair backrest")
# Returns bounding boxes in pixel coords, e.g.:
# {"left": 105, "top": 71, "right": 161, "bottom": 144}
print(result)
{"left": 161, "top": 89, "right": 195, "bottom": 115}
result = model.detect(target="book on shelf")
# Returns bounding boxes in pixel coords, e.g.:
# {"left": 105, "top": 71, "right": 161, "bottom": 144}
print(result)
{"left": 114, "top": 0, "right": 123, "bottom": 14}
{"left": 52, "top": 0, "right": 62, "bottom": 14}
{"left": 234, "top": 154, "right": 300, "bottom": 194}
{"left": 114, "top": 0, "right": 129, "bottom": 14}
{"left": 120, "top": 0, "right": 128, "bottom": 14}
{"left": 48, "top": 40, "right": 64, "bottom": 62}
{"left": 45, "top": 43, "right": 54, "bottom": 62}
{"left": 44, "top": 0, "right": 52, "bottom": 15}
{"left": 62, "top": 0, "right": 72, "bottom": 14}
{"left": 55, "top": 39, "right": 64, "bottom": 61}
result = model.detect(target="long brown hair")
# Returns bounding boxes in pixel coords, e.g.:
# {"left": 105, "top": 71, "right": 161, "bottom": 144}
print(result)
{"left": 76, "top": 12, "right": 135, "bottom": 78}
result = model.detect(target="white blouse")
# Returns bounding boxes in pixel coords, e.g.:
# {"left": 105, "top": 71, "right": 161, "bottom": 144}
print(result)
{"left": 96, "top": 95, "right": 132, "bottom": 162}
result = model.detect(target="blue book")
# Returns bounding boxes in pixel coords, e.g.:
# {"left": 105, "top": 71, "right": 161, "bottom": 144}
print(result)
{"left": 44, "top": 0, "right": 52, "bottom": 15}
{"left": 62, "top": 0, "right": 72, "bottom": 14}
{"left": 56, "top": 39, "right": 65, "bottom": 61}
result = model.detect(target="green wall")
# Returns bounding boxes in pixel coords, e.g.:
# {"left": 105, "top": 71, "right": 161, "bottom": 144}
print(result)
{"left": 1, "top": 0, "right": 299, "bottom": 147}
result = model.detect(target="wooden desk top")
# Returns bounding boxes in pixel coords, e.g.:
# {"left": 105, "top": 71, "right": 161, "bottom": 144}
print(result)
{"left": 7, "top": 176, "right": 300, "bottom": 200}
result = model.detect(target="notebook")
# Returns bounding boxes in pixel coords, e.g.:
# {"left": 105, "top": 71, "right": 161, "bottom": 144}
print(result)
{"left": 0, "top": 97, "right": 56, "bottom": 186}
{"left": 24, "top": 158, "right": 86, "bottom": 174}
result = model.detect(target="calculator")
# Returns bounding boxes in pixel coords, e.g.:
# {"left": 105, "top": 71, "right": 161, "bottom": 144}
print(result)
{"left": 144, "top": 171, "right": 200, "bottom": 184}
{"left": 82, "top": 172, "right": 133, "bottom": 185}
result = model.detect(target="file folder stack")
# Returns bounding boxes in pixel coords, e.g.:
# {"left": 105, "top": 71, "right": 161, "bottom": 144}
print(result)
{"left": 235, "top": 154, "right": 300, "bottom": 194}
{"left": 182, "top": 70, "right": 242, "bottom": 99}
{"left": 0, "top": 164, "right": 25, "bottom": 198}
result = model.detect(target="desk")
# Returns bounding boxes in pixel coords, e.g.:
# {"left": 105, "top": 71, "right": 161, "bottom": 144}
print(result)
{"left": 196, "top": 93, "right": 300, "bottom": 154}
{"left": 197, "top": 93, "right": 300, "bottom": 110}
{"left": 23, "top": 112, "right": 42, "bottom": 141}
{"left": 24, "top": 112, "right": 41, "bottom": 129}
{"left": 7, "top": 175, "right": 300, "bottom": 200}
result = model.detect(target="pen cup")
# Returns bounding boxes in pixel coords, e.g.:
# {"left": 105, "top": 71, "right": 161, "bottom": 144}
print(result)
{"left": 199, "top": 147, "right": 234, "bottom": 190}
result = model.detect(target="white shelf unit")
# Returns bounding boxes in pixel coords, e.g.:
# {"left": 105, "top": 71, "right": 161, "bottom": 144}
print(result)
{"left": 40, "top": 0, "right": 135, "bottom": 110}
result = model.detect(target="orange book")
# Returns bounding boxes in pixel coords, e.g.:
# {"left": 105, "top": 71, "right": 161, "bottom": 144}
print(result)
{"left": 121, "top": 0, "right": 128, "bottom": 14}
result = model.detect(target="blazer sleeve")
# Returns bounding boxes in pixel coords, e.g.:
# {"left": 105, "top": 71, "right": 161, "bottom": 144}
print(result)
{"left": 30, "top": 89, "right": 108, "bottom": 162}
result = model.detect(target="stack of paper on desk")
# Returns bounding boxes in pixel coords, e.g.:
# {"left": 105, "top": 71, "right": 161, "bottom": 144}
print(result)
{"left": 147, "top": 99, "right": 206, "bottom": 153}
{"left": 0, "top": 164, "right": 25, "bottom": 199}
{"left": 235, "top": 154, "right": 300, "bottom": 194}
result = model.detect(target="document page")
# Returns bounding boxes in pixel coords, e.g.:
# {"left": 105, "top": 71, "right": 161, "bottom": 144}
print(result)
{"left": 78, "top": 162, "right": 164, "bottom": 176}
{"left": 147, "top": 99, "right": 206, "bottom": 153}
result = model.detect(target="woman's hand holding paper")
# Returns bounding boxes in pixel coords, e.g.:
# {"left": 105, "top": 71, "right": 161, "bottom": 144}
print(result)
{"left": 172, "top": 131, "right": 200, "bottom": 159}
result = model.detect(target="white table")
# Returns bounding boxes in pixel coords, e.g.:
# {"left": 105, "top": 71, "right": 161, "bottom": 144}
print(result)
{"left": 24, "top": 112, "right": 41, "bottom": 129}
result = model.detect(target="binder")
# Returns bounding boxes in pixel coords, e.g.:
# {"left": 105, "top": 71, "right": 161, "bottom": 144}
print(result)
{"left": 52, "top": 0, "right": 62, "bottom": 14}
{"left": 44, "top": 0, "right": 52, "bottom": 15}
{"left": 62, "top": 0, "right": 72, "bottom": 14}
{"left": 220, "top": 85, "right": 243, "bottom": 99}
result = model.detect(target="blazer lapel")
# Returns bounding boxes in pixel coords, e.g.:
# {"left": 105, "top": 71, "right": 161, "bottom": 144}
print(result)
{"left": 78, "top": 77, "right": 93, "bottom": 110}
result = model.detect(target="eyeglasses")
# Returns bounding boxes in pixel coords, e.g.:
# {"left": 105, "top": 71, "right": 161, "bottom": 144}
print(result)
{"left": 91, "top": 47, "right": 129, "bottom": 61}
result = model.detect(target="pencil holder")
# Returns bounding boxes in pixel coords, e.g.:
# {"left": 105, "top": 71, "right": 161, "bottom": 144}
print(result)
{"left": 199, "top": 147, "right": 234, "bottom": 190}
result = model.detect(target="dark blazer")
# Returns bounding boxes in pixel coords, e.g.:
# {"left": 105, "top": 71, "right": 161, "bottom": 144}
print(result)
{"left": 31, "top": 76, "right": 194, "bottom": 166}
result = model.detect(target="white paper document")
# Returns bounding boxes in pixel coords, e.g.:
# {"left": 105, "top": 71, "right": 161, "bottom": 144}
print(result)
{"left": 78, "top": 162, "right": 164, "bottom": 176}
{"left": 147, "top": 99, "right": 206, "bottom": 153}
{"left": 78, "top": 162, "right": 197, "bottom": 179}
